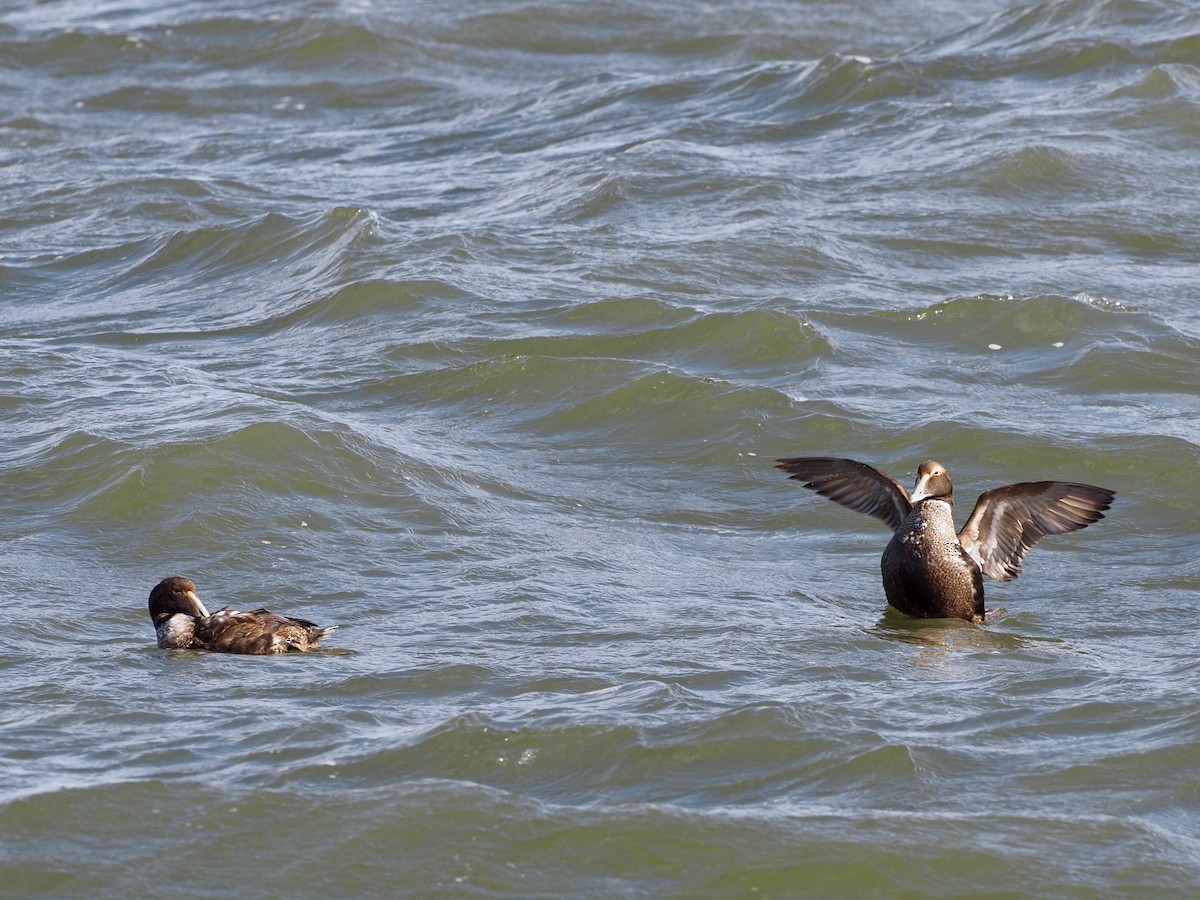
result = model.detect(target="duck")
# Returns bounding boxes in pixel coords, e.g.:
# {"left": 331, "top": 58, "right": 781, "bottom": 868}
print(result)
{"left": 775, "top": 457, "right": 1115, "bottom": 622}
{"left": 148, "top": 576, "right": 336, "bottom": 653}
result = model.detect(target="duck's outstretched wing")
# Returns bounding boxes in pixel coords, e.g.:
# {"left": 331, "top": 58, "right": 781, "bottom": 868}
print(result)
{"left": 775, "top": 457, "right": 912, "bottom": 531}
{"left": 957, "top": 482, "right": 1115, "bottom": 582}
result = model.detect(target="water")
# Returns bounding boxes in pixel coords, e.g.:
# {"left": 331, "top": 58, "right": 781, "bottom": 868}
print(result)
{"left": 2, "top": 0, "right": 1199, "bottom": 895}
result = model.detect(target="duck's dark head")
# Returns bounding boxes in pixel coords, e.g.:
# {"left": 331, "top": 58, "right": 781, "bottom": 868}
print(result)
{"left": 148, "top": 576, "right": 210, "bottom": 624}
{"left": 909, "top": 460, "right": 953, "bottom": 506}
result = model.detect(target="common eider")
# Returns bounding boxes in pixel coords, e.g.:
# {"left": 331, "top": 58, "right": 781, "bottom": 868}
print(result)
{"left": 775, "top": 458, "right": 1115, "bottom": 622}
{"left": 148, "top": 576, "right": 336, "bottom": 653}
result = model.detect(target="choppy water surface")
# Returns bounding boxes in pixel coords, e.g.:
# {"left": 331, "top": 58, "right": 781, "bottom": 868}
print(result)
{"left": 2, "top": 0, "right": 1199, "bottom": 895}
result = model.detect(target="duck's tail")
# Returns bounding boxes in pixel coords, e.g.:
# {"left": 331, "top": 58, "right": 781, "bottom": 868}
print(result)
{"left": 308, "top": 624, "right": 338, "bottom": 648}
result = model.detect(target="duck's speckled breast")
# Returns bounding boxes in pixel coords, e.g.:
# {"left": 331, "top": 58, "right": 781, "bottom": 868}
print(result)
{"left": 155, "top": 613, "right": 197, "bottom": 649}
{"left": 881, "top": 500, "right": 984, "bottom": 621}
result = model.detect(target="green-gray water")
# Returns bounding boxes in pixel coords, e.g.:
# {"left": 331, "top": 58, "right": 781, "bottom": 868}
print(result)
{"left": 2, "top": 1, "right": 1199, "bottom": 896}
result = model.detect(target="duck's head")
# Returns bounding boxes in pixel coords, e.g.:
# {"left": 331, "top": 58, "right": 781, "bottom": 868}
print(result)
{"left": 909, "top": 460, "right": 953, "bottom": 505}
{"left": 148, "top": 576, "right": 210, "bottom": 624}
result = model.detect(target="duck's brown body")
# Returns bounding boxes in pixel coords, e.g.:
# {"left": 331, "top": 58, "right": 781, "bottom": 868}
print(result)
{"left": 149, "top": 577, "right": 336, "bottom": 653}
{"left": 776, "top": 458, "right": 1114, "bottom": 622}
{"left": 882, "top": 496, "right": 985, "bottom": 621}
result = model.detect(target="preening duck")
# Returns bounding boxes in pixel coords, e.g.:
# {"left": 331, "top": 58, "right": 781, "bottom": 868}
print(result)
{"left": 775, "top": 458, "right": 1115, "bottom": 622}
{"left": 148, "top": 576, "right": 336, "bottom": 653}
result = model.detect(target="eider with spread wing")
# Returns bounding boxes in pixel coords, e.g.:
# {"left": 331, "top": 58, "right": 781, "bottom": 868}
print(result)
{"left": 775, "top": 458, "right": 1114, "bottom": 622}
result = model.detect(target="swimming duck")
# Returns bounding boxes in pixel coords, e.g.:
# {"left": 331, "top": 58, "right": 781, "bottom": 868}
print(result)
{"left": 775, "top": 458, "right": 1115, "bottom": 622}
{"left": 148, "top": 576, "right": 336, "bottom": 653}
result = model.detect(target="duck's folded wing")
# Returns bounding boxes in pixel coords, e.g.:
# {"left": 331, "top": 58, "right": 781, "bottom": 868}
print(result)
{"left": 958, "top": 482, "right": 1115, "bottom": 581}
{"left": 195, "top": 609, "right": 280, "bottom": 653}
{"left": 775, "top": 457, "right": 912, "bottom": 531}
{"left": 200, "top": 608, "right": 335, "bottom": 652}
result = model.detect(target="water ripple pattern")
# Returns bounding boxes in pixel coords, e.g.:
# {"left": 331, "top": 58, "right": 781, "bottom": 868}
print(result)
{"left": 1, "top": 0, "right": 1198, "bottom": 896}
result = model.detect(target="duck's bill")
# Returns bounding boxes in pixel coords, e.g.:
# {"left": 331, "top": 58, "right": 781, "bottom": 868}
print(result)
{"left": 186, "top": 590, "right": 211, "bottom": 618}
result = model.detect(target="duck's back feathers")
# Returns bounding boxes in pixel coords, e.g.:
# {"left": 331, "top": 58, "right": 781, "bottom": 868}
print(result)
{"left": 957, "top": 482, "right": 1116, "bottom": 582}
{"left": 193, "top": 608, "right": 337, "bottom": 654}
{"left": 775, "top": 457, "right": 912, "bottom": 531}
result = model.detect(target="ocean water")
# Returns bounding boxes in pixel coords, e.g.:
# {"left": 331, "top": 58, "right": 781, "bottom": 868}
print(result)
{"left": 2, "top": 0, "right": 1199, "bottom": 896}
